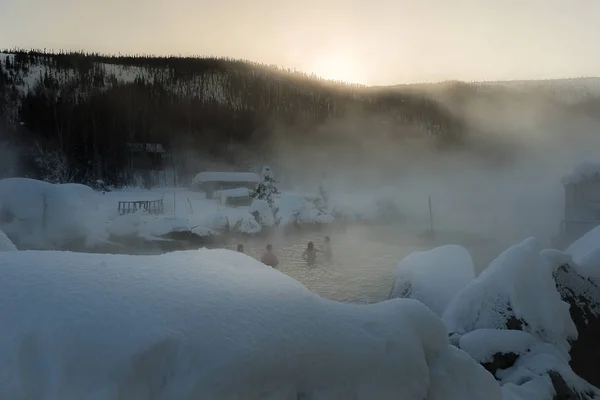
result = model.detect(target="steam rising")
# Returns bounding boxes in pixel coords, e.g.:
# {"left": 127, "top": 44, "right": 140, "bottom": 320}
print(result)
{"left": 262, "top": 86, "right": 600, "bottom": 254}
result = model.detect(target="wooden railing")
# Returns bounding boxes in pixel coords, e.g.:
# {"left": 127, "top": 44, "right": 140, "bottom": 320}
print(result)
{"left": 118, "top": 199, "right": 164, "bottom": 215}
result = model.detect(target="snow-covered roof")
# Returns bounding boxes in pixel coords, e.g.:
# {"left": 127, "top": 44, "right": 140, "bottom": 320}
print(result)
{"left": 192, "top": 171, "right": 260, "bottom": 185}
{"left": 561, "top": 162, "right": 600, "bottom": 185}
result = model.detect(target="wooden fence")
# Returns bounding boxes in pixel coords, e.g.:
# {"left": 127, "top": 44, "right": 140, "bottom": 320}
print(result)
{"left": 118, "top": 199, "right": 164, "bottom": 215}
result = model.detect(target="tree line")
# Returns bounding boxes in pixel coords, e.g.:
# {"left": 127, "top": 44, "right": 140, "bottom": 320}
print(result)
{"left": 0, "top": 49, "right": 463, "bottom": 186}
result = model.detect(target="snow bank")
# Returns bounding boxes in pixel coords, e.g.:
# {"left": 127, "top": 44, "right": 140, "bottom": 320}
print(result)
{"left": 0, "top": 178, "right": 109, "bottom": 249}
{"left": 0, "top": 250, "right": 500, "bottom": 400}
{"left": 390, "top": 245, "right": 475, "bottom": 317}
{"left": 442, "top": 238, "right": 576, "bottom": 353}
{"left": 106, "top": 212, "right": 218, "bottom": 241}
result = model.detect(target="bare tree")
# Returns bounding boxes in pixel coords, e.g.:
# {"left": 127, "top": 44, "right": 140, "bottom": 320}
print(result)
{"left": 34, "top": 142, "right": 78, "bottom": 184}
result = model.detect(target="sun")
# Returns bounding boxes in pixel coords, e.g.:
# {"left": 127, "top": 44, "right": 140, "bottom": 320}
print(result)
{"left": 310, "top": 53, "right": 365, "bottom": 84}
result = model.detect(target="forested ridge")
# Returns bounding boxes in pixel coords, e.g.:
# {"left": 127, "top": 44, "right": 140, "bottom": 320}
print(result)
{"left": 0, "top": 49, "right": 462, "bottom": 186}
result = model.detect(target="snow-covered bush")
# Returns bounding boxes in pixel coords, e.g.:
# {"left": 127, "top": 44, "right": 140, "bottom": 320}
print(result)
{"left": 0, "top": 249, "right": 500, "bottom": 399}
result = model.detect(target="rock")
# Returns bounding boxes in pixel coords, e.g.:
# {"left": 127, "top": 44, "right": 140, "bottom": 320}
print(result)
{"left": 554, "top": 264, "right": 600, "bottom": 388}
{"left": 549, "top": 370, "right": 595, "bottom": 400}
{"left": 481, "top": 352, "right": 519, "bottom": 376}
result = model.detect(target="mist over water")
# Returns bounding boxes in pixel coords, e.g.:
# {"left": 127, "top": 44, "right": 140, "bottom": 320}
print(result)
{"left": 257, "top": 88, "right": 600, "bottom": 256}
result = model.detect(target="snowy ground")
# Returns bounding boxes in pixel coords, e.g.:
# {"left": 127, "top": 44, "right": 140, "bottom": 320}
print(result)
{"left": 2, "top": 189, "right": 600, "bottom": 398}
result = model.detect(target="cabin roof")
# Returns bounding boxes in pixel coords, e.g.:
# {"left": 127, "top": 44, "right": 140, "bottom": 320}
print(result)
{"left": 192, "top": 171, "right": 260, "bottom": 185}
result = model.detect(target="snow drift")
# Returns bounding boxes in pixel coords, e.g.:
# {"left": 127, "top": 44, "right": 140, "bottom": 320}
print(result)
{"left": 390, "top": 245, "right": 475, "bottom": 317}
{"left": 0, "top": 249, "right": 500, "bottom": 400}
{"left": 0, "top": 178, "right": 109, "bottom": 249}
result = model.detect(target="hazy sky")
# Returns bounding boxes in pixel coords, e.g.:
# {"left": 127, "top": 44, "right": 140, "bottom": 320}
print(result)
{"left": 1, "top": 0, "right": 599, "bottom": 85}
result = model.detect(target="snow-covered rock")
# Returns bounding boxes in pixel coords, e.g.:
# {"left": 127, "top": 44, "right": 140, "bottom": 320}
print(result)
{"left": 390, "top": 245, "right": 475, "bottom": 317}
{"left": 0, "top": 249, "right": 501, "bottom": 400}
{"left": 437, "top": 236, "right": 600, "bottom": 398}
{"left": 442, "top": 238, "right": 576, "bottom": 354}
{"left": 459, "top": 329, "right": 539, "bottom": 367}
{"left": 553, "top": 264, "right": 600, "bottom": 389}
{"left": 0, "top": 178, "right": 109, "bottom": 250}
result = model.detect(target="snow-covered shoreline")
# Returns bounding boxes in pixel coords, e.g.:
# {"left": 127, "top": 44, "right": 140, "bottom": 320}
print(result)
{"left": 0, "top": 178, "right": 406, "bottom": 252}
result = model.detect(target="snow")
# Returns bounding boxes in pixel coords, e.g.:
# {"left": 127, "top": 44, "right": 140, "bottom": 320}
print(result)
{"left": 215, "top": 187, "right": 251, "bottom": 199}
{"left": 442, "top": 238, "right": 577, "bottom": 353}
{"left": 566, "top": 224, "right": 600, "bottom": 278}
{"left": 458, "top": 329, "right": 539, "bottom": 363}
{"left": 391, "top": 245, "right": 475, "bottom": 317}
{"left": 275, "top": 193, "right": 333, "bottom": 227}
{"left": 249, "top": 199, "right": 275, "bottom": 227}
{"left": 426, "top": 345, "right": 501, "bottom": 400}
{"left": 0, "top": 249, "right": 500, "bottom": 399}
{"left": 191, "top": 171, "right": 260, "bottom": 185}
{"left": 496, "top": 342, "right": 600, "bottom": 399}
{"left": 0, "top": 178, "right": 109, "bottom": 249}
{"left": 561, "top": 161, "right": 600, "bottom": 185}
{"left": 0, "top": 228, "right": 16, "bottom": 251}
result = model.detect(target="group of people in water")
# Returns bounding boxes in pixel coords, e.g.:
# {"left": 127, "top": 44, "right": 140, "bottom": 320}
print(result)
{"left": 236, "top": 236, "right": 332, "bottom": 268}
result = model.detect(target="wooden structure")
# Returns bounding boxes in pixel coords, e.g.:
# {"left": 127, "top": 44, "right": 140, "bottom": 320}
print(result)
{"left": 191, "top": 171, "right": 260, "bottom": 199}
{"left": 118, "top": 199, "right": 164, "bottom": 215}
{"left": 560, "top": 165, "right": 600, "bottom": 241}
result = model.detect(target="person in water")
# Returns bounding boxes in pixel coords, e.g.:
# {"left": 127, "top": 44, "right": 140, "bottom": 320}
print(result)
{"left": 261, "top": 244, "right": 279, "bottom": 268}
{"left": 237, "top": 244, "right": 244, "bottom": 253}
{"left": 322, "top": 236, "right": 332, "bottom": 260}
{"left": 302, "top": 241, "right": 317, "bottom": 265}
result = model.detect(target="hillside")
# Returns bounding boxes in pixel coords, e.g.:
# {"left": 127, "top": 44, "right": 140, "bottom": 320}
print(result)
{"left": 1, "top": 50, "right": 599, "bottom": 187}
{"left": 0, "top": 50, "right": 462, "bottom": 187}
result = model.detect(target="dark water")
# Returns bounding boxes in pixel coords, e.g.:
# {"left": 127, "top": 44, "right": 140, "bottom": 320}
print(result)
{"left": 230, "top": 224, "right": 507, "bottom": 304}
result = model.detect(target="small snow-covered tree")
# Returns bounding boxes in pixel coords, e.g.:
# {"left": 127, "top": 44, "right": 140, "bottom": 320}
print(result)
{"left": 252, "top": 165, "right": 280, "bottom": 210}
{"left": 316, "top": 178, "right": 330, "bottom": 213}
